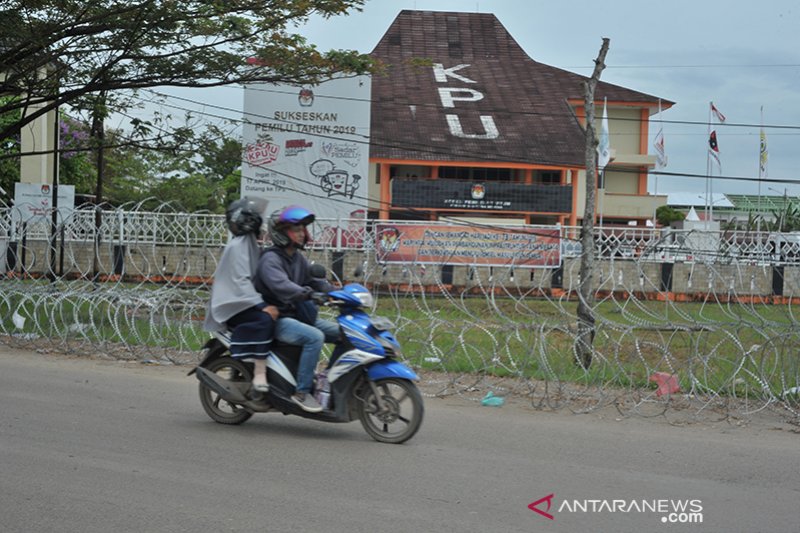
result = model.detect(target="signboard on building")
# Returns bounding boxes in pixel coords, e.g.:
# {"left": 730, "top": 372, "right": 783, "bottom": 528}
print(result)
{"left": 375, "top": 223, "right": 561, "bottom": 268}
{"left": 391, "top": 178, "right": 572, "bottom": 213}
{"left": 241, "top": 76, "right": 371, "bottom": 239}
{"left": 12, "top": 183, "right": 75, "bottom": 228}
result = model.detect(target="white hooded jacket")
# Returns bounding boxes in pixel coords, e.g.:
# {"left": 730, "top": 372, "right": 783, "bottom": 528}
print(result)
{"left": 203, "top": 234, "right": 264, "bottom": 332}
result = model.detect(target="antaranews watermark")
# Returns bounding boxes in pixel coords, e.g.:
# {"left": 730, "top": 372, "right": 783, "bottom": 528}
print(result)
{"left": 529, "top": 494, "right": 703, "bottom": 525}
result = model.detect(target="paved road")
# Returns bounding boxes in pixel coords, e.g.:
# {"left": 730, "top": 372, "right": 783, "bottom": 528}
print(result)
{"left": 0, "top": 347, "right": 797, "bottom": 533}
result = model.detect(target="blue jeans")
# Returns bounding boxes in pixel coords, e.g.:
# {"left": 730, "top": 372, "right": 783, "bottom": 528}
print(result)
{"left": 274, "top": 317, "right": 339, "bottom": 393}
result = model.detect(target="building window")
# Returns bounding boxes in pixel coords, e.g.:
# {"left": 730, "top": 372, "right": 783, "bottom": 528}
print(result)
{"left": 473, "top": 168, "right": 512, "bottom": 181}
{"left": 439, "top": 166, "right": 512, "bottom": 181}
{"left": 439, "top": 166, "right": 470, "bottom": 180}
{"left": 535, "top": 171, "right": 561, "bottom": 184}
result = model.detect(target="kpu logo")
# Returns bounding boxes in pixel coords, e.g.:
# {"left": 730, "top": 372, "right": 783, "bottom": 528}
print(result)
{"left": 298, "top": 88, "right": 314, "bottom": 107}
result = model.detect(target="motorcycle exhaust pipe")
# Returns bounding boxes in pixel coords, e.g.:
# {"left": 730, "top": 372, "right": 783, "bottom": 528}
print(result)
{"left": 195, "top": 367, "right": 249, "bottom": 404}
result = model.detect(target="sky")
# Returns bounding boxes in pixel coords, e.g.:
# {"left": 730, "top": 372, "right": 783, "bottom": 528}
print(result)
{"left": 150, "top": 0, "right": 800, "bottom": 199}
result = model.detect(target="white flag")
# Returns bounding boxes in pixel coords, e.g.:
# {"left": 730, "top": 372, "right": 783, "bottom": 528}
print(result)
{"left": 653, "top": 127, "right": 667, "bottom": 169}
{"left": 710, "top": 101, "right": 726, "bottom": 123}
{"left": 597, "top": 98, "right": 611, "bottom": 172}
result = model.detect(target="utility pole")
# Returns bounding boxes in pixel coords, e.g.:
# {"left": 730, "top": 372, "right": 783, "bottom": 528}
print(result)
{"left": 47, "top": 103, "right": 60, "bottom": 282}
{"left": 782, "top": 188, "right": 787, "bottom": 233}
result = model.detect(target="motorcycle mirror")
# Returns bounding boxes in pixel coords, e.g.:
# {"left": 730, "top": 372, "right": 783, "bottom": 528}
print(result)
{"left": 309, "top": 263, "right": 327, "bottom": 279}
{"left": 353, "top": 265, "right": 364, "bottom": 278}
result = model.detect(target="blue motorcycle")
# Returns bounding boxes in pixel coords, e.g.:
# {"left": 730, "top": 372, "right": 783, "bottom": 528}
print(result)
{"left": 191, "top": 282, "right": 424, "bottom": 444}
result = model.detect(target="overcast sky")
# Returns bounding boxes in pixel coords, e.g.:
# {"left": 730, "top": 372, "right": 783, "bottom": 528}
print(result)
{"left": 153, "top": 0, "right": 800, "bottom": 198}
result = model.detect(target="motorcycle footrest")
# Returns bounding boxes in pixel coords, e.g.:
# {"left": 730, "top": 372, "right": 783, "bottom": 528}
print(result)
{"left": 195, "top": 367, "right": 249, "bottom": 404}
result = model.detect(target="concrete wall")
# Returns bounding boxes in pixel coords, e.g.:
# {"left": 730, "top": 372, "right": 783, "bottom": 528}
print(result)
{"left": 7, "top": 240, "right": 800, "bottom": 299}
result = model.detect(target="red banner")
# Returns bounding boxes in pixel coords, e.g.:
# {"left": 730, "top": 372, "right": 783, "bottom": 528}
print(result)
{"left": 375, "top": 224, "right": 561, "bottom": 268}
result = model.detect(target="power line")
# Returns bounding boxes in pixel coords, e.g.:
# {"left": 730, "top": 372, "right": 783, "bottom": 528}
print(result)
{"left": 136, "top": 90, "right": 800, "bottom": 186}
{"left": 7, "top": 87, "right": 790, "bottom": 190}
{"left": 149, "top": 87, "right": 800, "bottom": 132}
{"left": 7, "top": 87, "right": 798, "bottom": 188}
{"left": 576, "top": 63, "right": 800, "bottom": 69}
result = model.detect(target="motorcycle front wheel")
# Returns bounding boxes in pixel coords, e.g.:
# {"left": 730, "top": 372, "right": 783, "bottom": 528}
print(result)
{"left": 198, "top": 356, "right": 254, "bottom": 425}
{"left": 358, "top": 378, "right": 424, "bottom": 444}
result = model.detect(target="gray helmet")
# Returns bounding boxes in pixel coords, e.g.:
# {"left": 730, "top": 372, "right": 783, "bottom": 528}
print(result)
{"left": 225, "top": 197, "right": 268, "bottom": 236}
{"left": 268, "top": 205, "right": 315, "bottom": 248}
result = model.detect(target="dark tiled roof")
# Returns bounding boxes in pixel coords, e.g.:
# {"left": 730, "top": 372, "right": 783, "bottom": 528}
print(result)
{"left": 369, "top": 10, "right": 671, "bottom": 167}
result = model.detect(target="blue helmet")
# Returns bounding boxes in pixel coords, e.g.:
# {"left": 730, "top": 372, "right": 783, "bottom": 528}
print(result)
{"left": 268, "top": 205, "right": 315, "bottom": 248}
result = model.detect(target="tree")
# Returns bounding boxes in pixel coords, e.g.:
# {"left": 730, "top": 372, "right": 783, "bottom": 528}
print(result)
{"left": 194, "top": 133, "right": 243, "bottom": 182}
{"left": 58, "top": 114, "right": 96, "bottom": 194}
{"left": 770, "top": 202, "right": 800, "bottom": 232}
{"left": 0, "top": 96, "right": 20, "bottom": 203}
{"left": 0, "top": 106, "right": 95, "bottom": 204}
{"left": 655, "top": 205, "right": 685, "bottom": 227}
{"left": 99, "top": 129, "right": 161, "bottom": 206}
{"left": 575, "top": 38, "right": 610, "bottom": 370}
{"left": 80, "top": 121, "right": 244, "bottom": 211}
{"left": 148, "top": 174, "right": 220, "bottom": 212}
{"left": 0, "top": 0, "right": 375, "bottom": 141}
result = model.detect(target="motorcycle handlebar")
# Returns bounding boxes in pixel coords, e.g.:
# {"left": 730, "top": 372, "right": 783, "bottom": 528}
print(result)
{"left": 309, "top": 292, "right": 329, "bottom": 305}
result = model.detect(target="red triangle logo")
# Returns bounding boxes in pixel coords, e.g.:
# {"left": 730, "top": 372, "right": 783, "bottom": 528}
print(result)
{"left": 528, "top": 493, "right": 555, "bottom": 520}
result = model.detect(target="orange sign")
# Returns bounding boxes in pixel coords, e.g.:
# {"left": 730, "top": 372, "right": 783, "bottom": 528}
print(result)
{"left": 375, "top": 224, "right": 561, "bottom": 267}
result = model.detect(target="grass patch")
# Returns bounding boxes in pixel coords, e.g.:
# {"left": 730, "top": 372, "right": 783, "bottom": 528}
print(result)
{"left": 2, "top": 279, "right": 797, "bottom": 399}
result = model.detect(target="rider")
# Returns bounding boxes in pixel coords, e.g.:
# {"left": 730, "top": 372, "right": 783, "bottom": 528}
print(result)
{"left": 255, "top": 205, "right": 339, "bottom": 413}
{"left": 204, "top": 197, "right": 278, "bottom": 392}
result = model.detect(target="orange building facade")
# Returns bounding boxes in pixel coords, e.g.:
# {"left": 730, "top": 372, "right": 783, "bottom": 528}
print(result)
{"left": 366, "top": 11, "right": 671, "bottom": 227}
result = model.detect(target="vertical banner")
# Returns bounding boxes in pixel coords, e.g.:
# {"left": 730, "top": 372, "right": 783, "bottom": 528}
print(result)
{"left": 241, "top": 76, "right": 371, "bottom": 243}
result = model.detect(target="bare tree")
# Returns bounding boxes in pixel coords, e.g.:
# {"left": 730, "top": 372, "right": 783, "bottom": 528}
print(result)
{"left": 575, "top": 38, "right": 610, "bottom": 369}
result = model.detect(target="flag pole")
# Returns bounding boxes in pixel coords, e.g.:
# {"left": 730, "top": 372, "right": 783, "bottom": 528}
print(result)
{"left": 758, "top": 105, "right": 764, "bottom": 233}
{"left": 706, "top": 102, "right": 712, "bottom": 230}
{"left": 758, "top": 105, "right": 767, "bottom": 232}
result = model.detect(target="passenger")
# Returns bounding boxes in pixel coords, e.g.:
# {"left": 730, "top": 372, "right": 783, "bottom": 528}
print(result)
{"left": 204, "top": 197, "right": 278, "bottom": 392}
{"left": 255, "top": 205, "right": 339, "bottom": 413}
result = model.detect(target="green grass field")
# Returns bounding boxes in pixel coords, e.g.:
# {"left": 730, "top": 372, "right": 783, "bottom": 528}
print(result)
{"left": 1, "top": 280, "right": 798, "bottom": 400}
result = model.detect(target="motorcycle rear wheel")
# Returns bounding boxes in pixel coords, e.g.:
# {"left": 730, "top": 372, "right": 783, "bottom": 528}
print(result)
{"left": 358, "top": 378, "right": 424, "bottom": 444}
{"left": 198, "top": 356, "right": 254, "bottom": 425}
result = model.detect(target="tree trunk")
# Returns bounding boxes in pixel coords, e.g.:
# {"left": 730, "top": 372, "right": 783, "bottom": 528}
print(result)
{"left": 91, "top": 94, "right": 107, "bottom": 280}
{"left": 575, "top": 38, "right": 610, "bottom": 369}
